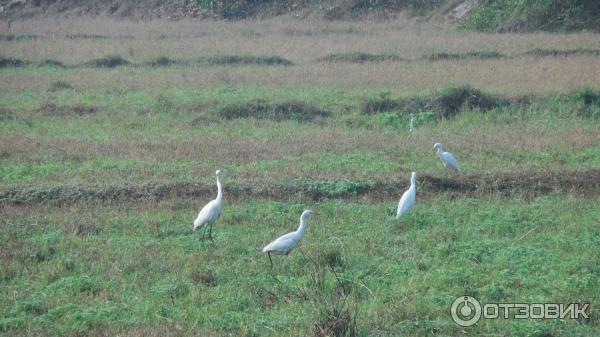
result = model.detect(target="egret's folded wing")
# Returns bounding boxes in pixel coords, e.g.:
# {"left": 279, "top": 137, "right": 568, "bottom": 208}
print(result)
{"left": 263, "top": 232, "right": 298, "bottom": 253}
{"left": 194, "top": 199, "right": 218, "bottom": 230}
{"left": 443, "top": 152, "right": 460, "bottom": 170}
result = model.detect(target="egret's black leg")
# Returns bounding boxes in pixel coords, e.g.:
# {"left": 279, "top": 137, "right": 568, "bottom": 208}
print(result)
{"left": 268, "top": 252, "right": 275, "bottom": 274}
{"left": 200, "top": 225, "right": 207, "bottom": 240}
{"left": 267, "top": 253, "right": 282, "bottom": 282}
{"left": 208, "top": 223, "right": 213, "bottom": 241}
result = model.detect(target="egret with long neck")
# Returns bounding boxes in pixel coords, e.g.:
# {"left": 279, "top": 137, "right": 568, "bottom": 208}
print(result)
{"left": 193, "top": 170, "right": 223, "bottom": 240}
{"left": 434, "top": 143, "right": 460, "bottom": 171}
{"left": 409, "top": 113, "right": 416, "bottom": 132}
{"left": 262, "top": 210, "right": 314, "bottom": 273}
{"left": 396, "top": 172, "right": 416, "bottom": 220}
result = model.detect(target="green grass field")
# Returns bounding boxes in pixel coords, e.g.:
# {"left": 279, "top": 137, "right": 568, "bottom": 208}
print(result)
{"left": 1, "top": 18, "right": 600, "bottom": 336}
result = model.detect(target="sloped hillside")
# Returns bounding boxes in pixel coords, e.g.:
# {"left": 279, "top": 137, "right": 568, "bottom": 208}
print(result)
{"left": 0, "top": 0, "right": 200, "bottom": 19}
{"left": 463, "top": 0, "right": 600, "bottom": 32}
{"left": 1, "top": 0, "right": 599, "bottom": 32}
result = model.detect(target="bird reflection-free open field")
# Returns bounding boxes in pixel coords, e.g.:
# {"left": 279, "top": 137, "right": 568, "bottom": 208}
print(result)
{"left": 1, "top": 17, "right": 599, "bottom": 336}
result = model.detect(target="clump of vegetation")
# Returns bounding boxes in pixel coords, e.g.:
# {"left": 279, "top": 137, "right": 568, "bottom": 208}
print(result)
{"left": 319, "top": 52, "right": 404, "bottom": 63}
{"left": 523, "top": 48, "right": 600, "bottom": 57}
{"left": 153, "top": 94, "right": 176, "bottom": 114}
{"left": 0, "top": 34, "right": 39, "bottom": 41}
{"left": 31, "top": 103, "right": 97, "bottom": 117}
{"left": 318, "top": 247, "right": 344, "bottom": 269}
{"left": 307, "top": 181, "right": 372, "bottom": 199}
{"left": 205, "top": 55, "right": 292, "bottom": 66}
{"left": 70, "top": 105, "right": 98, "bottom": 116}
{"left": 0, "top": 57, "right": 30, "bottom": 68}
{"left": 361, "top": 92, "right": 403, "bottom": 114}
{"left": 322, "top": 0, "right": 441, "bottom": 19}
{"left": 425, "top": 51, "right": 505, "bottom": 61}
{"left": 48, "top": 80, "right": 74, "bottom": 92}
{"left": 144, "top": 56, "right": 182, "bottom": 67}
{"left": 308, "top": 250, "right": 358, "bottom": 337}
{"left": 65, "top": 33, "right": 109, "bottom": 39}
{"left": 196, "top": 0, "right": 260, "bottom": 19}
{"left": 463, "top": 0, "right": 600, "bottom": 32}
{"left": 570, "top": 87, "right": 600, "bottom": 119}
{"left": 433, "top": 85, "right": 506, "bottom": 119}
{"left": 63, "top": 221, "right": 103, "bottom": 236}
{"left": 190, "top": 269, "right": 218, "bottom": 287}
{"left": 38, "top": 59, "right": 66, "bottom": 68}
{"left": 314, "top": 300, "right": 357, "bottom": 337}
{"left": 195, "top": 0, "right": 442, "bottom": 19}
{"left": 85, "top": 55, "right": 129, "bottom": 68}
{"left": 361, "top": 85, "right": 507, "bottom": 119}
{"left": 216, "top": 99, "right": 330, "bottom": 122}
{"left": 0, "top": 108, "right": 14, "bottom": 120}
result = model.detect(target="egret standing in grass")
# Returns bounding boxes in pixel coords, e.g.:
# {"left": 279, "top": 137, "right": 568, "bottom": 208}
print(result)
{"left": 409, "top": 113, "right": 416, "bottom": 132}
{"left": 397, "top": 172, "right": 416, "bottom": 220}
{"left": 434, "top": 143, "right": 460, "bottom": 171}
{"left": 262, "top": 210, "right": 313, "bottom": 273}
{"left": 193, "top": 170, "right": 223, "bottom": 240}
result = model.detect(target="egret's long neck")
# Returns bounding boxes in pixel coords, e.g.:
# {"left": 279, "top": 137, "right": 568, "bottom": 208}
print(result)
{"left": 297, "top": 216, "right": 308, "bottom": 236}
{"left": 216, "top": 177, "right": 223, "bottom": 202}
{"left": 436, "top": 147, "right": 443, "bottom": 157}
{"left": 411, "top": 176, "right": 416, "bottom": 187}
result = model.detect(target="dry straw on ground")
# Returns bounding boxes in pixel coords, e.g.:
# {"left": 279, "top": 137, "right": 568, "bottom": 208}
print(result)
{"left": 1, "top": 17, "right": 600, "bottom": 94}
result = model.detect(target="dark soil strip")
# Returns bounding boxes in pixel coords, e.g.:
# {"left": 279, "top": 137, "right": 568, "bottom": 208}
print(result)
{"left": 1, "top": 170, "right": 599, "bottom": 205}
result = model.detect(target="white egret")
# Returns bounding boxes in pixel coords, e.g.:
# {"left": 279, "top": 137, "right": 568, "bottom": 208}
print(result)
{"left": 193, "top": 170, "right": 223, "bottom": 240}
{"left": 409, "top": 113, "right": 416, "bottom": 132}
{"left": 434, "top": 143, "right": 460, "bottom": 171}
{"left": 396, "top": 171, "right": 416, "bottom": 220}
{"left": 262, "top": 210, "right": 313, "bottom": 272}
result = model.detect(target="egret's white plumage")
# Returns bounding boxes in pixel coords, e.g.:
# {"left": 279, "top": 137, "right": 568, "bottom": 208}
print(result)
{"left": 409, "top": 113, "right": 416, "bottom": 132}
{"left": 263, "top": 210, "right": 313, "bottom": 270}
{"left": 193, "top": 170, "right": 223, "bottom": 240}
{"left": 434, "top": 143, "right": 460, "bottom": 171}
{"left": 396, "top": 172, "right": 416, "bottom": 220}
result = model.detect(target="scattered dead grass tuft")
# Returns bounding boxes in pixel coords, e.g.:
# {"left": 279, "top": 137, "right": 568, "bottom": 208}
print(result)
{"left": 319, "top": 52, "right": 404, "bottom": 63}
{"left": 0, "top": 56, "right": 30, "bottom": 68}
{"left": 425, "top": 51, "right": 505, "bottom": 61}
{"left": 30, "top": 103, "right": 97, "bottom": 117}
{"left": 85, "top": 55, "right": 129, "bottom": 68}
{"left": 205, "top": 55, "right": 292, "bottom": 66}
{"left": 523, "top": 48, "right": 600, "bottom": 57}
{"left": 143, "top": 56, "right": 183, "bottom": 67}
{"left": 48, "top": 80, "right": 74, "bottom": 92}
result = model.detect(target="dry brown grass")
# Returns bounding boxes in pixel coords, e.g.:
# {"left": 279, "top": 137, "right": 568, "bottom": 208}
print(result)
{"left": 1, "top": 17, "right": 600, "bottom": 95}
{"left": 2, "top": 56, "right": 599, "bottom": 95}
{"left": 1, "top": 117, "right": 598, "bottom": 186}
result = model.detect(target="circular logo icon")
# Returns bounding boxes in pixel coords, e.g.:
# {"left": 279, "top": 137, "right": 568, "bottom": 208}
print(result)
{"left": 451, "top": 295, "right": 482, "bottom": 327}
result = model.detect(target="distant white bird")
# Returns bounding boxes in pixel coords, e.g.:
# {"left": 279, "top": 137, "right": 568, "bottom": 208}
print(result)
{"left": 396, "top": 171, "right": 416, "bottom": 220}
{"left": 262, "top": 210, "right": 313, "bottom": 271}
{"left": 434, "top": 143, "right": 460, "bottom": 171}
{"left": 193, "top": 170, "right": 223, "bottom": 240}
{"left": 409, "top": 113, "right": 416, "bottom": 132}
